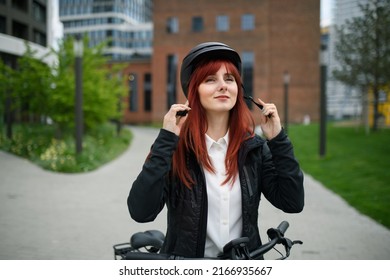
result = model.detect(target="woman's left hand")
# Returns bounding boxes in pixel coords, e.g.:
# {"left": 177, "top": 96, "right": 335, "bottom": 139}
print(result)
{"left": 257, "top": 98, "right": 282, "bottom": 140}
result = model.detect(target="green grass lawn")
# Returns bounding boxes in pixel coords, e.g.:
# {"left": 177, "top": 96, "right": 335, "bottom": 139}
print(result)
{"left": 288, "top": 123, "right": 390, "bottom": 229}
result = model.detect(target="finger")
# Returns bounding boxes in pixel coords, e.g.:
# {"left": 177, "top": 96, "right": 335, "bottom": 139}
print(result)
{"left": 169, "top": 104, "right": 189, "bottom": 114}
{"left": 175, "top": 103, "right": 191, "bottom": 111}
{"left": 258, "top": 100, "right": 275, "bottom": 118}
{"left": 257, "top": 98, "right": 269, "bottom": 115}
{"left": 257, "top": 98, "right": 268, "bottom": 114}
{"left": 174, "top": 102, "right": 191, "bottom": 117}
{"left": 257, "top": 98, "right": 266, "bottom": 107}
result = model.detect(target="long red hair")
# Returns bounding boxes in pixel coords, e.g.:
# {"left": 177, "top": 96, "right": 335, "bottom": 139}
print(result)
{"left": 172, "top": 59, "right": 255, "bottom": 188}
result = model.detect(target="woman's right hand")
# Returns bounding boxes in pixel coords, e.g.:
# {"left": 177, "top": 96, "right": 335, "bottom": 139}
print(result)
{"left": 163, "top": 102, "right": 191, "bottom": 136}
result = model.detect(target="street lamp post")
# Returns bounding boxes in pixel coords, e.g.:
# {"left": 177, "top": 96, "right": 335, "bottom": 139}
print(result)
{"left": 319, "top": 45, "right": 327, "bottom": 158}
{"left": 74, "top": 34, "right": 84, "bottom": 155}
{"left": 283, "top": 71, "right": 290, "bottom": 134}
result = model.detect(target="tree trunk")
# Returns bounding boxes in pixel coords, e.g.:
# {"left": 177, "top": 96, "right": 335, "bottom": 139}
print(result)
{"left": 372, "top": 87, "right": 380, "bottom": 131}
{"left": 5, "top": 90, "right": 13, "bottom": 139}
{"left": 361, "top": 88, "right": 370, "bottom": 135}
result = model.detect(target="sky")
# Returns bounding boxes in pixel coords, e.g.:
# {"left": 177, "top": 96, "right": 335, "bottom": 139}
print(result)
{"left": 321, "top": 0, "right": 335, "bottom": 27}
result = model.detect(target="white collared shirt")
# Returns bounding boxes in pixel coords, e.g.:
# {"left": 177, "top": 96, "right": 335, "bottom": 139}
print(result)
{"left": 203, "top": 132, "right": 242, "bottom": 258}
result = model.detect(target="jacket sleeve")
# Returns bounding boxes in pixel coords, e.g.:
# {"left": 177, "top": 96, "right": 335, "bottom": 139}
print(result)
{"left": 260, "top": 129, "right": 304, "bottom": 213}
{"left": 127, "top": 129, "right": 179, "bottom": 222}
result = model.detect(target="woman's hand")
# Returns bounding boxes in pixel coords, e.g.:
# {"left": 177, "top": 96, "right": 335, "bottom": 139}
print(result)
{"left": 257, "top": 98, "right": 282, "bottom": 140}
{"left": 163, "top": 102, "right": 191, "bottom": 136}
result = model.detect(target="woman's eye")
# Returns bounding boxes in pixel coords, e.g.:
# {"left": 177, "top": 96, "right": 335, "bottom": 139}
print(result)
{"left": 225, "top": 76, "right": 235, "bottom": 82}
{"left": 205, "top": 77, "right": 216, "bottom": 82}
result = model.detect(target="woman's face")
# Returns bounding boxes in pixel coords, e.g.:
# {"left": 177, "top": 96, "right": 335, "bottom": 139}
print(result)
{"left": 197, "top": 65, "right": 238, "bottom": 114}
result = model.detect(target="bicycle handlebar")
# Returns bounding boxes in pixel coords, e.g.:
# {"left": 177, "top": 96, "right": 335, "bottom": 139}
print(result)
{"left": 266, "top": 220, "right": 288, "bottom": 241}
{"left": 278, "top": 220, "right": 289, "bottom": 235}
{"left": 118, "top": 221, "right": 301, "bottom": 260}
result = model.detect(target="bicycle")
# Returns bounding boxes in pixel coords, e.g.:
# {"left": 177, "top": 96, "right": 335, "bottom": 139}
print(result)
{"left": 113, "top": 220, "right": 302, "bottom": 260}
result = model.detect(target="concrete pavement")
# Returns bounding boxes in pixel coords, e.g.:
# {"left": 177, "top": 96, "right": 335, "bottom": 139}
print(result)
{"left": 0, "top": 126, "right": 389, "bottom": 260}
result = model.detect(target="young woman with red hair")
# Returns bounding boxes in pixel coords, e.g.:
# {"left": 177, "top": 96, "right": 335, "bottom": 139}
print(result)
{"left": 128, "top": 42, "right": 304, "bottom": 258}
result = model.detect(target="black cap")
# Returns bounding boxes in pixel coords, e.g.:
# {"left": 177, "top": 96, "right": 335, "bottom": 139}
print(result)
{"left": 180, "top": 42, "right": 241, "bottom": 97}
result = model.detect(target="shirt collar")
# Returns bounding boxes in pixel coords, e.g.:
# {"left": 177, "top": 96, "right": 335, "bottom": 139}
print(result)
{"left": 205, "top": 131, "right": 229, "bottom": 152}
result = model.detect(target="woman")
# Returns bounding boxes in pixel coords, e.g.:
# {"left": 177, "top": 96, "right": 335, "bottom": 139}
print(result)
{"left": 128, "top": 42, "right": 304, "bottom": 258}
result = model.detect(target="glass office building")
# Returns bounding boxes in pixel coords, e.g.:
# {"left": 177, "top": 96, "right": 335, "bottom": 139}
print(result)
{"left": 327, "top": 0, "right": 369, "bottom": 120}
{"left": 59, "top": 0, "right": 153, "bottom": 61}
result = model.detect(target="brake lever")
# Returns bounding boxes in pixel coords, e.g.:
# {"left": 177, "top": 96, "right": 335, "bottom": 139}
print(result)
{"left": 278, "top": 238, "right": 303, "bottom": 260}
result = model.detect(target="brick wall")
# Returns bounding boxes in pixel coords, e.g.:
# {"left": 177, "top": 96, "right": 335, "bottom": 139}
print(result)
{"left": 151, "top": 0, "right": 320, "bottom": 125}
{"left": 125, "top": 0, "right": 320, "bottom": 123}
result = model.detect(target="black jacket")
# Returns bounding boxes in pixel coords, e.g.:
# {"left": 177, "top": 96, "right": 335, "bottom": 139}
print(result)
{"left": 128, "top": 128, "right": 304, "bottom": 258}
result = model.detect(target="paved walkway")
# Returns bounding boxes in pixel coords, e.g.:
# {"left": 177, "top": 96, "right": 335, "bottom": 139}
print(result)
{"left": 0, "top": 126, "right": 389, "bottom": 260}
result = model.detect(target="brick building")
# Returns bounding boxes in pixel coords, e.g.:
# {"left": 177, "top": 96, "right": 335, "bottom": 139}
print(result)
{"left": 122, "top": 0, "right": 320, "bottom": 125}
{"left": 146, "top": 0, "right": 320, "bottom": 126}
{"left": 121, "top": 56, "right": 153, "bottom": 124}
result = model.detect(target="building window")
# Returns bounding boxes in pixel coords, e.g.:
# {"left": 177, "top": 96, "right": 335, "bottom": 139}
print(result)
{"left": 12, "top": 20, "right": 28, "bottom": 40}
{"left": 241, "top": 14, "right": 255, "bottom": 30}
{"left": 128, "top": 73, "right": 138, "bottom": 112}
{"left": 192, "top": 16, "right": 204, "bottom": 32}
{"left": 216, "top": 15, "right": 229, "bottom": 32}
{"left": 144, "top": 73, "right": 152, "bottom": 112}
{"left": 33, "top": 29, "right": 46, "bottom": 47}
{"left": 12, "top": 0, "right": 28, "bottom": 12}
{"left": 166, "top": 17, "right": 179, "bottom": 33}
{"left": 166, "top": 55, "right": 177, "bottom": 109}
{"left": 0, "top": 16, "right": 6, "bottom": 34}
{"left": 33, "top": 1, "right": 46, "bottom": 24}
{"left": 242, "top": 51, "right": 254, "bottom": 109}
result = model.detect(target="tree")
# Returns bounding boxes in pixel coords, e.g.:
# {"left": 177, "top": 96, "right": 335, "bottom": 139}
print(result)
{"left": 0, "top": 43, "right": 53, "bottom": 139}
{"left": 333, "top": 0, "right": 390, "bottom": 131}
{"left": 49, "top": 36, "right": 126, "bottom": 134}
{"left": 1, "top": 35, "right": 127, "bottom": 140}
{"left": 0, "top": 60, "right": 16, "bottom": 138}
{"left": 13, "top": 44, "right": 52, "bottom": 123}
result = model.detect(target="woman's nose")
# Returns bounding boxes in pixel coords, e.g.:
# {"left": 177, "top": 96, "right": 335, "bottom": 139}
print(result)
{"left": 218, "top": 80, "right": 227, "bottom": 91}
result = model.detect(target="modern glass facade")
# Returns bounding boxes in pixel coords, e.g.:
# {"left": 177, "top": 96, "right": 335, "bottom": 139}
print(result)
{"left": 59, "top": 0, "right": 153, "bottom": 61}
{"left": 327, "top": 0, "right": 368, "bottom": 120}
{"left": 0, "top": 0, "right": 51, "bottom": 66}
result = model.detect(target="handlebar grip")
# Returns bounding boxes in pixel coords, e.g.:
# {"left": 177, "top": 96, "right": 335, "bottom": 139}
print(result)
{"left": 266, "top": 221, "right": 289, "bottom": 240}
{"left": 277, "top": 221, "right": 289, "bottom": 235}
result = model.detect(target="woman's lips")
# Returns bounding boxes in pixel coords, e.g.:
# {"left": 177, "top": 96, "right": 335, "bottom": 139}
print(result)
{"left": 215, "top": 95, "right": 229, "bottom": 99}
